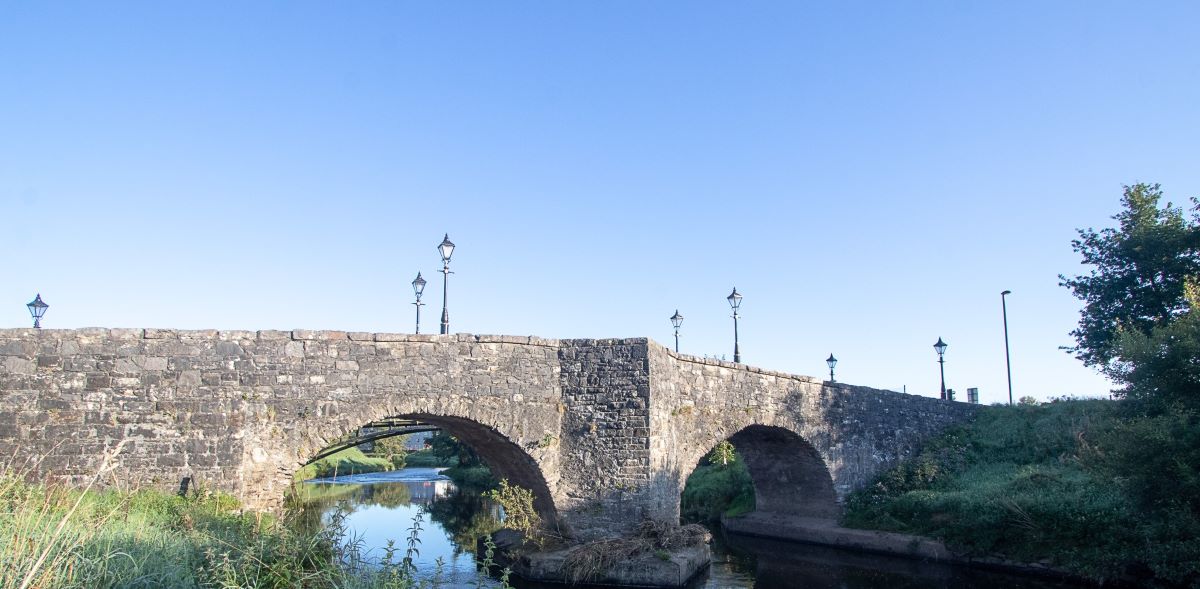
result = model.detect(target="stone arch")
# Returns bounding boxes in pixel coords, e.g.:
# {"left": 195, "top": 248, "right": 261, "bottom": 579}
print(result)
{"left": 729, "top": 425, "right": 838, "bottom": 519}
{"left": 400, "top": 413, "right": 558, "bottom": 524}
{"left": 684, "top": 424, "right": 838, "bottom": 520}
{"left": 285, "top": 406, "right": 560, "bottom": 527}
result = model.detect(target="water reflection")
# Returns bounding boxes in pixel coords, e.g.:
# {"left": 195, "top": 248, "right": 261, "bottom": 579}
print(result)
{"left": 695, "top": 531, "right": 1083, "bottom": 589}
{"left": 297, "top": 467, "right": 503, "bottom": 588}
{"left": 299, "top": 469, "right": 1081, "bottom": 589}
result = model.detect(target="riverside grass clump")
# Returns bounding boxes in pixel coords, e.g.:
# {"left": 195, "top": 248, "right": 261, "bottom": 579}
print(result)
{"left": 0, "top": 468, "right": 514, "bottom": 588}
{"left": 843, "top": 400, "right": 1200, "bottom": 585}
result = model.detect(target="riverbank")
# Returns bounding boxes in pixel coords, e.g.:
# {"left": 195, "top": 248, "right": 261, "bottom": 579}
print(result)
{"left": 842, "top": 399, "right": 1200, "bottom": 586}
{"left": 0, "top": 468, "right": 510, "bottom": 588}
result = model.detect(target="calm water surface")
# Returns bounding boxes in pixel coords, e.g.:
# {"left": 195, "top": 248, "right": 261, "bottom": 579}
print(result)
{"left": 299, "top": 469, "right": 1081, "bottom": 589}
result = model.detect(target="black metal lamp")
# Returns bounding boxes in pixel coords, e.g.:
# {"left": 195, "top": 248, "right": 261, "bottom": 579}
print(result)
{"left": 438, "top": 234, "right": 455, "bottom": 335}
{"left": 826, "top": 353, "right": 837, "bottom": 382}
{"left": 27, "top": 294, "right": 48, "bottom": 329}
{"left": 412, "top": 272, "right": 427, "bottom": 333}
{"left": 933, "top": 337, "right": 948, "bottom": 400}
{"left": 727, "top": 288, "right": 742, "bottom": 363}
{"left": 669, "top": 310, "right": 684, "bottom": 353}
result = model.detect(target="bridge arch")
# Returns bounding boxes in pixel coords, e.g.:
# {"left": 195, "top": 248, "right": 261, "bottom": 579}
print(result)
{"left": 681, "top": 424, "right": 839, "bottom": 521}
{"left": 276, "top": 400, "right": 562, "bottom": 526}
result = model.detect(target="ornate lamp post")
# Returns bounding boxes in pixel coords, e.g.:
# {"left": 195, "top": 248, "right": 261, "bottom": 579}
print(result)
{"left": 1001, "top": 290, "right": 1013, "bottom": 405}
{"left": 437, "top": 234, "right": 455, "bottom": 335}
{"left": 934, "top": 337, "right": 948, "bottom": 400}
{"left": 669, "top": 310, "right": 684, "bottom": 353}
{"left": 826, "top": 353, "right": 837, "bottom": 382}
{"left": 27, "top": 294, "right": 49, "bottom": 329}
{"left": 727, "top": 288, "right": 742, "bottom": 363}
{"left": 412, "top": 272, "right": 427, "bottom": 333}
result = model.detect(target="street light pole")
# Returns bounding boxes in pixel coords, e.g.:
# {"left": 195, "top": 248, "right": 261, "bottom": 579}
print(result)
{"left": 826, "top": 354, "right": 837, "bottom": 382}
{"left": 670, "top": 310, "right": 684, "bottom": 353}
{"left": 1001, "top": 290, "right": 1013, "bottom": 406}
{"left": 438, "top": 234, "right": 455, "bottom": 335}
{"left": 934, "top": 337, "right": 948, "bottom": 400}
{"left": 727, "top": 288, "right": 742, "bottom": 363}
{"left": 412, "top": 273, "right": 427, "bottom": 334}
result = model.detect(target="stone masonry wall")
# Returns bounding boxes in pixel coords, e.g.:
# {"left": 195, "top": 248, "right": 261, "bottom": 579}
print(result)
{"left": 0, "top": 328, "right": 567, "bottom": 515}
{"left": 0, "top": 328, "right": 977, "bottom": 540}
{"left": 646, "top": 343, "right": 978, "bottom": 520}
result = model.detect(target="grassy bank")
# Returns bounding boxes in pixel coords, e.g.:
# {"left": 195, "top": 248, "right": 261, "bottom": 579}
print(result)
{"left": 404, "top": 448, "right": 457, "bottom": 468}
{"left": 0, "top": 472, "right": 337, "bottom": 588}
{"left": 1, "top": 469, "right": 513, "bottom": 588}
{"left": 293, "top": 446, "right": 395, "bottom": 482}
{"left": 843, "top": 400, "right": 1200, "bottom": 585}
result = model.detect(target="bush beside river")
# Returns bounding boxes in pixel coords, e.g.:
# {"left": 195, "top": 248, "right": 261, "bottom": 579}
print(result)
{"left": 843, "top": 400, "right": 1200, "bottom": 585}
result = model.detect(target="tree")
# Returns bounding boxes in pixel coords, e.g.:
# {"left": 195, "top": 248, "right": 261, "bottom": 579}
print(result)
{"left": 372, "top": 434, "right": 409, "bottom": 469}
{"left": 708, "top": 440, "right": 737, "bottom": 468}
{"left": 1108, "top": 283, "right": 1200, "bottom": 409}
{"left": 1060, "top": 183, "right": 1200, "bottom": 371}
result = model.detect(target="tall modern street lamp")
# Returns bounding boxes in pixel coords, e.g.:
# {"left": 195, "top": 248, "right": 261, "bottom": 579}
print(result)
{"left": 1001, "top": 290, "right": 1013, "bottom": 406}
{"left": 438, "top": 234, "right": 455, "bottom": 335}
{"left": 669, "top": 310, "right": 684, "bottom": 353}
{"left": 26, "top": 294, "right": 48, "bottom": 329}
{"left": 727, "top": 288, "right": 742, "bottom": 363}
{"left": 933, "top": 337, "right": 948, "bottom": 400}
{"left": 412, "top": 272, "right": 427, "bottom": 334}
{"left": 826, "top": 354, "right": 837, "bottom": 382}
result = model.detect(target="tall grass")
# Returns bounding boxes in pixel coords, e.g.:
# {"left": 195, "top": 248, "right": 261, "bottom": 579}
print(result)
{"left": 0, "top": 463, "right": 513, "bottom": 588}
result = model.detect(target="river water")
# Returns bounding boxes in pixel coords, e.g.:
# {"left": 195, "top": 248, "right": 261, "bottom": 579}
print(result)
{"left": 297, "top": 469, "right": 1079, "bottom": 589}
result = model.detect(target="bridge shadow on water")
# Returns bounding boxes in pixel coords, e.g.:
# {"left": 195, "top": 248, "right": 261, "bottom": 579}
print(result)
{"left": 699, "top": 531, "right": 1086, "bottom": 589}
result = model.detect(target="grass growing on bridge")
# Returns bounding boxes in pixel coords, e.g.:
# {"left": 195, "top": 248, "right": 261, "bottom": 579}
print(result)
{"left": 843, "top": 399, "right": 1200, "bottom": 585}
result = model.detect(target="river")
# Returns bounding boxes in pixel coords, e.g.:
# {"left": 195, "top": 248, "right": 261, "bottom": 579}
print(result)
{"left": 297, "top": 468, "right": 1080, "bottom": 588}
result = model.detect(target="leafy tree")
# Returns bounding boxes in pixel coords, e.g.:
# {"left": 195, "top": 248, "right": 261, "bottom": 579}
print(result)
{"left": 1108, "top": 284, "right": 1200, "bottom": 410}
{"left": 1060, "top": 183, "right": 1200, "bottom": 370}
{"left": 708, "top": 440, "right": 737, "bottom": 467}
{"left": 429, "top": 432, "right": 481, "bottom": 467}
{"left": 370, "top": 434, "right": 409, "bottom": 469}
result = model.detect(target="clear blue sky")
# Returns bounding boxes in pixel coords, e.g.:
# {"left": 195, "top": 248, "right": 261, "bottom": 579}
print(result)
{"left": 3, "top": 2, "right": 1198, "bottom": 403}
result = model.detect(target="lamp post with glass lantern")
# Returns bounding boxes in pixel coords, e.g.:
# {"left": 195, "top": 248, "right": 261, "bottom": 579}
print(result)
{"left": 412, "top": 273, "right": 427, "bottom": 333}
{"left": 438, "top": 234, "right": 455, "bottom": 335}
{"left": 26, "top": 294, "right": 48, "bottom": 329}
{"left": 934, "top": 337, "right": 948, "bottom": 400}
{"left": 669, "top": 310, "right": 683, "bottom": 353}
{"left": 727, "top": 288, "right": 742, "bottom": 363}
{"left": 826, "top": 354, "right": 837, "bottom": 382}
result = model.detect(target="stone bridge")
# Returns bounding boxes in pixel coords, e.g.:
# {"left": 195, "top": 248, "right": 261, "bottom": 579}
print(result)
{"left": 0, "top": 328, "right": 976, "bottom": 539}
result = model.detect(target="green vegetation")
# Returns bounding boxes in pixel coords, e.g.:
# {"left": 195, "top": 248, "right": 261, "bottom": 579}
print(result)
{"left": 294, "top": 446, "right": 395, "bottom": 482}
{"left": 369, "top": 434, "right": 410, "bottom": 469}
{"left": 486, "top": 479, "right": 544, "bottom": 544}
{"left": 843, "top": 400, "right": 1200, "bottom": 584}
{"left": 1060, "top": 182, "right": 1200, "bottom": 373}
{"left": 404, "top": 448, "right": 456, "bottom": 468}
{"left": 679, "top": 443, "right": 755, "bottom": 524}
{"left": 847, "top": 186, "right": 1200, "bottom": 584}
{"left": 1, "top": 468, "right": 515, "bottom": 588}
